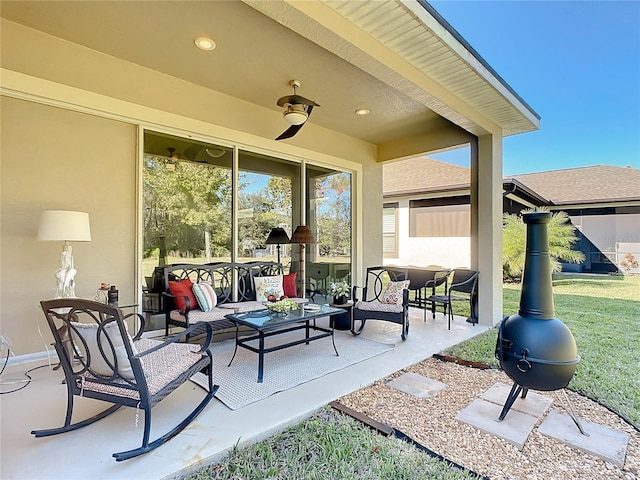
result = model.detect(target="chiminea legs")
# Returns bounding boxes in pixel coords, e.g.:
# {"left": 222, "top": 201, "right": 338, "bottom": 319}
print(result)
{"left": 497, "top": 382, "right": 589, "bottom": 437}
{"left": 497, "top": 382, "right": 529, "bottom": 422}
{"left": 555, "top": 389, "right": 589, "bottom": 436}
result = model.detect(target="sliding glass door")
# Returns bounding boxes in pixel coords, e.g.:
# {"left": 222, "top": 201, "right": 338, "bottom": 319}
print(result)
{"left": 143, "top": 132, "right": 233, "bottom": 275}
{"left": 237, "top": 150, "right": 300, "bottom": 267}
{"left": 143, "top": 130, "right": 352, "bottom": 314}
{"left": 306, "top": 166, "right": 352, "bottom": 297}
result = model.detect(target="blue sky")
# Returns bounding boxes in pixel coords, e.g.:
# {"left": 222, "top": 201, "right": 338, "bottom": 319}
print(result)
{"left": 428, "top": 1, "right": 640, "bottom": 176}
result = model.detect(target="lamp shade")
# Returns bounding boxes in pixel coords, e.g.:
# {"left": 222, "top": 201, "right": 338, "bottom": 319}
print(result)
{"left": 265, "top": 227, "right": 290, "bottom": 245}
{"left": 290, "top": 225, "right": 315, "bottom": 244}
{"left": 38, "top": 210, "right": 91, "bottom": 242}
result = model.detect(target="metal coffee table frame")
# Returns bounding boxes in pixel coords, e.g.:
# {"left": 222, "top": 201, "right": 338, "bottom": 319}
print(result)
{"left": 224, "top": 305, "right": 345, "bottom": 382}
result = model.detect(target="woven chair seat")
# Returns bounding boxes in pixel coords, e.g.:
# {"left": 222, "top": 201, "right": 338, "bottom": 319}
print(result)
{"left": 354, "top": 300, "right": 403, "bottom": 313}
{"left": 80, "top": 338, "right": 202, "bottom": 400}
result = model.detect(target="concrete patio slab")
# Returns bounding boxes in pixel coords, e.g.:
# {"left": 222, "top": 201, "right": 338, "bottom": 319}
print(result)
{"left": 480, "top": 382, "right": 554, "bottom": 418}
{"left": 456, "top": 398, "right": 538, "bottom": 450}
{"left": 386, "top": 372, "right": 447, "bottom": 399}
{"left": 537, "top": 409, "right": 629, "bottom": 467}
{"left": 0, "top": 309, "right": 488, "bottom": 479}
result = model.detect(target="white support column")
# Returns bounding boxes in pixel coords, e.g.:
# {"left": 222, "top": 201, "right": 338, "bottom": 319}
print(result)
{"left": 470, "top": 134, "right": 503, "bottom": 326}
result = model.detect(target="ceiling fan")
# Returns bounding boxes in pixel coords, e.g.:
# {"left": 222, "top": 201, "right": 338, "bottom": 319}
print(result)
{"left": 275, "top": 80, "right": 320, "bottom": 140}
{"left": 148, "top": 147, "right": 182, "bottom": 170}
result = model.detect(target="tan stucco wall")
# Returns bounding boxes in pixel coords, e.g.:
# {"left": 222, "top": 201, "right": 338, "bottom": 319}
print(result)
{"left": 1, "top": 97, "right": 137, "bottom": 355}
{"left": 1, "top": 19, "right": 382, "bottom": 356}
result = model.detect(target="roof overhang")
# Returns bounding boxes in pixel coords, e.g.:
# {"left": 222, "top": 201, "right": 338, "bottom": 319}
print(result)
{"left": 1, "top": 0, "right": 539, "bottom": 158}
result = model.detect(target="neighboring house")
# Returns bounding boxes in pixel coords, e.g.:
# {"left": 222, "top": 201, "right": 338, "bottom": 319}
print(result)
{"left": 1, "top": 1, "right": 539, "bottom": 357}
{"left": 384, "top": 159, "right": 640, "bottom": 274}
{"left": 506, "top": 166, "right": 640, "bottom": 273}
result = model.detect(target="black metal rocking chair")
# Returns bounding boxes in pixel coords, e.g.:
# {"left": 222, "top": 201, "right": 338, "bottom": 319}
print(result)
{"left": 351, "top": 266, "right": 410, "bottom": 340}
{"left": 33, "top": 298, "right": 218, "bottom": 461}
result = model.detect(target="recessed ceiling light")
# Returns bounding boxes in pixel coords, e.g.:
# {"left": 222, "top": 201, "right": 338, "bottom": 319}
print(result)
{"left": 195, "top": 37, "right": 216, "bottom": 51}
{"left": 355, "top": 108, "right": 370, "bottom": 116}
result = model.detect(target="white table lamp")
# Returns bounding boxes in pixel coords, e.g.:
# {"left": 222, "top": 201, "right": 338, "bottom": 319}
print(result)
{"left": 38, "top": 210, "right": 91, "bottom": 298}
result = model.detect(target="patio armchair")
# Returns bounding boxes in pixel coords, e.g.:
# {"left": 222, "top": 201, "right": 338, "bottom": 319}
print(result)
{"left": 33, "top": 298, "right": 217, "bottom": 461}
{"left": 406, "top": 267, "right": 451, "bottom": 322}
{"left": 351, "top": 266, "right": 410, "bottom": 340}
{"left": 427, "top": 268, "right": 479, "bottom": 330}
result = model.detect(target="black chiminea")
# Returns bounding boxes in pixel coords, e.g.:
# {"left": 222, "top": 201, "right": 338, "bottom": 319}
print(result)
{"left": 495, "top": 211, "right": 581, "bottom": 425}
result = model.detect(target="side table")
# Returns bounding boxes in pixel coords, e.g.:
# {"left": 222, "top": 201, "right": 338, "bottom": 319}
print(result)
{"left": 329, "top": 302, "right": 353, "bottom": 330}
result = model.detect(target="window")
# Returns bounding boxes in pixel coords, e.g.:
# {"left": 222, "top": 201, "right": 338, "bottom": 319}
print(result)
{"left": 143, "top": 132, "right": 232, "bottom": 274}
{"left": 305, "top": 166, "right": 352, "bottom": 290}
{"left": 238, "top": 150, "right": 300, "bottom": 264}
{"left": 383, "top": 203, "right": 398, "bottom": 257}
{"left": 410, "top": 203, "right": 470, "bottom": 238}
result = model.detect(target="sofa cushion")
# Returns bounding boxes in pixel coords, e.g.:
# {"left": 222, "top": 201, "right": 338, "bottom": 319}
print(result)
{"left": 169, "top": 308, "right": 229, "bottom": 322}
{"left": 168, "top": 278, "right": 198, "bottom": 311}
{"left": 254, "top": 275, "right": 284, "bottom": 301}
{"left": 192, "top": 282, "right": 217, "bottom": 311}
{"left": 217, "top": 301, "right": 265, "bottom": 313}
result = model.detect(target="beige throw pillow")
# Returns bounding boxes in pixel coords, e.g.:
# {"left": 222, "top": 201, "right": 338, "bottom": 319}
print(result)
{"left": 70, "top": 321, "right": 137, "bottom": 379}
{"left": 381, "top": 280, "right": 410, "bottom": 305}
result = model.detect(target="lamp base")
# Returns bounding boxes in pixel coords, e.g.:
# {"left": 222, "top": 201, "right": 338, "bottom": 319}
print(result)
{"left": 54, "top": 243, "right": 77, "bottom": 298}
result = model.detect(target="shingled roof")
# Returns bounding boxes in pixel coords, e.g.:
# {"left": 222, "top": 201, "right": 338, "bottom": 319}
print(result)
{"left": 384, "top": 159, "right": 640, "bottom": 206}
{"left": 382, "top": 157, "right": 470, "bottom": 196}
{"left": 507, "top": 165, "right": 640, "bottom": 205}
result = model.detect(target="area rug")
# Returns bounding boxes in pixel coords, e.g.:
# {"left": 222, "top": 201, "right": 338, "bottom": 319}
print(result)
{"left": 191, "top": 329, "right": 394, "bottom": 410}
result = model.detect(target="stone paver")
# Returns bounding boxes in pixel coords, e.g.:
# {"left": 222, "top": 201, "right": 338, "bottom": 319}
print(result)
{"left": 456, "top": 398, "right": 539, "bottom": 450}
{"left": 386, "top": 372, "right": 447, "bottom": 399}
{"left": 480, "top": 382, "right": 554, "bottom": 418}
{"left": 537, "top": 409, "right": 629, "bottom": 467}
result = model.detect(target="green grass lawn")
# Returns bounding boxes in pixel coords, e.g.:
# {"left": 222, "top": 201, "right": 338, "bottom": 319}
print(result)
{"left": 445, "top": 274, "right": 640, "bottom": 429}
{"left": 182, "top": 274, "right": 639, "bottom": 479}
{"left": 184, "top": 408, "right": 478, "bottom": 480}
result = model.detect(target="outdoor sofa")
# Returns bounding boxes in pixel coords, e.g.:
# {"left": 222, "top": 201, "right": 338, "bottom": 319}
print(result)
{"left": 158, "top": 261, "right": 305, "bottom": 340}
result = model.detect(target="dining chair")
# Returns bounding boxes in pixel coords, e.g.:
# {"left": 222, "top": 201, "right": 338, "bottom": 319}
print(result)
{"left": 427, "top": 268, "right": 479, "bottom": 330}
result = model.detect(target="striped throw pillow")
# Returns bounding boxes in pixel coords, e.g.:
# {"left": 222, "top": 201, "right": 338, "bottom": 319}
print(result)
{"left": 192, "top": 282, "right": 218, "bottom": 311}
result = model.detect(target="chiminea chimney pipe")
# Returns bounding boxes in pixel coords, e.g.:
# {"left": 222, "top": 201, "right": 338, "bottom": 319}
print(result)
{"left": 519, "top": 212, "right": 554, "bottom": 319}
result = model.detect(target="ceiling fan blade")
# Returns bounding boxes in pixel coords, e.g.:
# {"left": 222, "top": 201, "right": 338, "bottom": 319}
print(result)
{"left": 275, "top": 124, "right": 303, "bottom": 141}
{"left": 276, "top": 94, "right": 320, "bottom": 107}
{"left": 275, "top": 106, "right": 315, "bottom": 141}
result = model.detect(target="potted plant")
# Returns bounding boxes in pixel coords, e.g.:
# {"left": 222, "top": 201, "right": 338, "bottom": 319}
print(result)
{"left": 328, "top": 281, "right": 350, "bottom": 305}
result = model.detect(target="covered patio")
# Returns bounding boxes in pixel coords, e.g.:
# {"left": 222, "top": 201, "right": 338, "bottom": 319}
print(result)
{"left": 1, "top": 1, "right": 539, "bottom": 474}
{"left": 0, "top": 308, "right": 487, "bottom": 478}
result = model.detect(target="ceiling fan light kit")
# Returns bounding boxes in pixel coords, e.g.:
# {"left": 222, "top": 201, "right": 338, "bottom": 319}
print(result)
{"left": 275, "top": 80, "right": 319, "bottom": 140}
{"left": 205, "top": 147, "right": 226, "bottom": 158}
{"left": 283, "top": 104, "right": 308, "bottom": 125}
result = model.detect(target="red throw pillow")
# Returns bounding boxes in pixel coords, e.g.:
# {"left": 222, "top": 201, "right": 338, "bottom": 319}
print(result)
{"left": 283, "top": 272, "right": 297, "bottom": 298}
{"left": 168, "top": 278, "right": 198, "bottom": 311}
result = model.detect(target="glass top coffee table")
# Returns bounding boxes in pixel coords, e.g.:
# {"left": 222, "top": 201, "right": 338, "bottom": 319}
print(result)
{"left": 224, "top": 304, "right": 346, "bottom": 382}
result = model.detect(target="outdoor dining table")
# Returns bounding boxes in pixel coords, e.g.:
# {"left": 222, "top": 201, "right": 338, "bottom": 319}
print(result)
{"left": 224, "top": 304, "right": 346, "bottom": 382}
{"left": 404, "top": 267, "right": 451, "bottom": 319}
